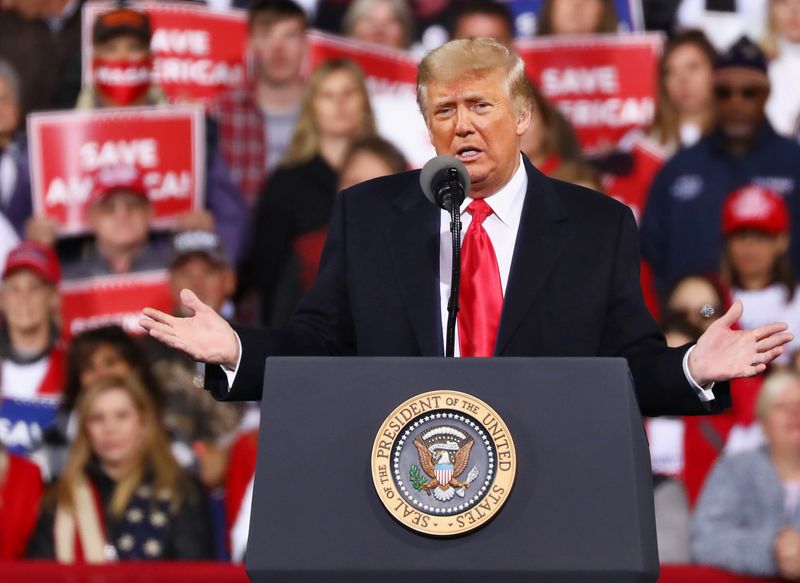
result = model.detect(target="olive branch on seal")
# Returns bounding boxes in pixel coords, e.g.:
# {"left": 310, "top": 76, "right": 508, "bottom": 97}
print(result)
{"left": 409, "top": 464, "right": 428, "bottom": 491}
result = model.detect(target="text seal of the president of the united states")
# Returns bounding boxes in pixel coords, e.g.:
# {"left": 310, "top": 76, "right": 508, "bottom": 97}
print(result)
{"left": 371, "top": 390, "right": 516, "bottom": 536}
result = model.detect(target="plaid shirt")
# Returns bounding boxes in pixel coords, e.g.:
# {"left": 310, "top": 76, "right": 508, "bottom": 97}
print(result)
{"left": 208, "top": 86, "right": 267, "bottom": 207}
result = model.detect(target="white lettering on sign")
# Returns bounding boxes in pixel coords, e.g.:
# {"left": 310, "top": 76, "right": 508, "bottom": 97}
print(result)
{"left": 143, "top": 170, "right": 192, "bottom": 200}
{"left": 540, "top": 66, "right": 620, "bottom": 97}
{"left": 151, "top": 29, "right": 210, "bottom": 56}
{"left": 71, "top": 311, "right": 149, "bottom": 336}
{"left": 557, "top": 97, "right": 654, "bottom": 128}
{"left": 153, "top": 58, "right": 245, "bottom": 87}
{"left": 45, "top": 176, "right": 93, "bottom": 206}
{"left": 79, "top": 139, "right": 159, "bottom": 171}
{"left": 0, "top": 418, "right": 42, "bottom": 451}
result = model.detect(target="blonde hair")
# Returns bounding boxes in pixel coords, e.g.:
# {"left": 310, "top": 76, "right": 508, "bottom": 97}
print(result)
{"left": 416, "top": 37, "right": 534, "bottom": 121}
{"left": 280, "top": 58, "right": 376, "bottom": 168}
{"left": 342, "top": 0, "right": 413, "bottom": 48}
{"left": 756, "top": 370, "right": 800, "bottom": 421}
{"left": 57, "top": 376, "right": 185, "bottom": 517}
{"left": 762, "top": 0, "right": 788, "bottom": 59}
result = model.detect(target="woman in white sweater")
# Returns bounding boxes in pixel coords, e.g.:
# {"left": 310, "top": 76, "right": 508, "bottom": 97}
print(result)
{"left": 764, "top": 0, "right": 800, "bottom": 135}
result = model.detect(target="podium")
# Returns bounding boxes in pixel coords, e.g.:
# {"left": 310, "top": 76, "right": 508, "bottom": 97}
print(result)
{"left": 246, "top": 357, "right": 659, "bottom": 582}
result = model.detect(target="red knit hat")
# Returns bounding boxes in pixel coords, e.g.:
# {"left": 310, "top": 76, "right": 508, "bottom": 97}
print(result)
{"left": 722, "top": 185, "right": 789, "bottom": 236}
{"left": 2, "top": 242, "right": 61, "bottom": 286}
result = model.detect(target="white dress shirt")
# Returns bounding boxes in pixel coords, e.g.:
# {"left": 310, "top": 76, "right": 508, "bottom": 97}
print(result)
{"left": 226, "top": 154, "right": 714, "bottom": 401}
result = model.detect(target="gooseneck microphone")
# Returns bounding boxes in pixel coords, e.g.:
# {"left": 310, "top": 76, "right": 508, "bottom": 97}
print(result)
{"left": 419, "top": 156, "right": 471, "bottom": 358}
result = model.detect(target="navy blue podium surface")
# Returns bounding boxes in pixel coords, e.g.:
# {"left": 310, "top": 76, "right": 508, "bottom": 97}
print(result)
{"left": 246, "top": 357, "right": 659, "bottom": 582}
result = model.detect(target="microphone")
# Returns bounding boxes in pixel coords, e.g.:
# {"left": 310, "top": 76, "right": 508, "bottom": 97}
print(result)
{"left": 419, "top": 156, "right": 471, "bottom": 212}
{"left": 420, "top": 156, "right": 471, "bottom": 358}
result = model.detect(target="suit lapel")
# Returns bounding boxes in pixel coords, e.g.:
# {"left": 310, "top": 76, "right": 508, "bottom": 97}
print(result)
{"left": 495, "top": 156, "right": 570, "bottom": 355}
{"left": 385, "top": 178, "right": 443, "bottom": 356}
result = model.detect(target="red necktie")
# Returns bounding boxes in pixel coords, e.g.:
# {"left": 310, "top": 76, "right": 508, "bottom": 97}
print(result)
{"left": 458, "top": 199, "right": 503, "bottom": 357}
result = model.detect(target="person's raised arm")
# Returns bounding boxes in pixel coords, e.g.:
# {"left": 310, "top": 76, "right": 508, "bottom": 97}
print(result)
{"left": 140, "top": 288, "right": 240, "bottom": 369}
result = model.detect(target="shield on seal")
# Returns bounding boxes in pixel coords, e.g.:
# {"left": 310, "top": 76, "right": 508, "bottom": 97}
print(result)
{"left": 435, "top": 462, "right": 453, "bottom": 486}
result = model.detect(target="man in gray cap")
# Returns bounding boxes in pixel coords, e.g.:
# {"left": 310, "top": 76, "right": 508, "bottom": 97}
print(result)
{"left": 642, "top": 36, "right": 800, "bottom": 295}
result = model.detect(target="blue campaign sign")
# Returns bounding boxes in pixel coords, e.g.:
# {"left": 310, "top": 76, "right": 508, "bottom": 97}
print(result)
{"left": 503, "top": 0, "right": 644, "bottom": 36}
{"left": 0, "top": 397, "right": 59, "bottom": 456}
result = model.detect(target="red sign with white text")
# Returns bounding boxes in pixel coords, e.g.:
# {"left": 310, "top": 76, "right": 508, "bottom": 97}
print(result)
{"left": 82, "top": 1, "right": 248, "bottom": 103}
{"left": 27, "top": 106, "right": 205, "bottom": 236}
{"left": 518, "top": 34, "right": 663, "bottom": 152}
{"left": 307, "top": 31, "right": 435, "bottom": 168}
{"left": 59, "top": 271, "right": 172, "bottom": 339}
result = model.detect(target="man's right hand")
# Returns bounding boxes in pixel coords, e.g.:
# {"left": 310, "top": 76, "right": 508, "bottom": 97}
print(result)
{"left": 139, "top": 288, "right": 240, "bottom": 369}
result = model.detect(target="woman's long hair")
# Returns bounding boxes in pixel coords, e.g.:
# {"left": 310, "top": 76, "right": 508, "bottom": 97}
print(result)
{"left": 536, "top": 0, "right": 618, "bottom": 35}
{"left": 649, "top": 30, "right": 717, "bottom": 149}
{"left": 57, "top": 375, "right": 184, "bottom": 517}
{"left": 280, "top": 58, "right": 376, "bottom": 168}
{"left": 720, "top": 236, "right": 796, "bottom": 302}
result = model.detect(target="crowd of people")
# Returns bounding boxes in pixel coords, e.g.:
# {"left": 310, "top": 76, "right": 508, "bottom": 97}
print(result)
{"left": 0, "top": 0, "right": 800, "bottom": 575}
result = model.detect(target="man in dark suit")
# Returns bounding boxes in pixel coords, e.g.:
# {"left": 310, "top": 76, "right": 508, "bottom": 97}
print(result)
{"left": 141, "top": 38, "right": 793, "bottom": 415}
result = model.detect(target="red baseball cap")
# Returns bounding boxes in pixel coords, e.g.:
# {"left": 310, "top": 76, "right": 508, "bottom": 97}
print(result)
{"left": 2, "top": 242, "right": 61, "bottom": 286}
{"left": 722, "top": 185, "right": 789, "bottom": 236}
{"left": 89, "top": 165, "right": 149, "bottom": 207}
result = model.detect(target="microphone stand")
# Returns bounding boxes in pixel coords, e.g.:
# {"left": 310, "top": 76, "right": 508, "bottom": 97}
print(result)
{"left": 445, "top": 168, "right": 463, "bottom": 358}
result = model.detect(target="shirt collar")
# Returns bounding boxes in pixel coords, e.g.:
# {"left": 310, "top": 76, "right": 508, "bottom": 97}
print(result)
{"left": 460, "top": 153, "right": 528, "bottom": 227}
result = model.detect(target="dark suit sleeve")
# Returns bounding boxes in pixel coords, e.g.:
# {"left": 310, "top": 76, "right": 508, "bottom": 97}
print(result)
{"left": 601, "top": 206, "right": 731, "bottom": 417}
{"left": 206, "top": 189, "right": 356, "bottom": 402}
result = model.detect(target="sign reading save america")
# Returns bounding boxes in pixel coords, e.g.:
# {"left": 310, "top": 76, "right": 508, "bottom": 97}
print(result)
{"left": 82, "top": 1, "right": 248, "bottom": 103}
{"left": 518, "top": 33, "right": 663, "bottom": 152}
{"left": 27, "top": 105, "right": 205, "bottom": 236}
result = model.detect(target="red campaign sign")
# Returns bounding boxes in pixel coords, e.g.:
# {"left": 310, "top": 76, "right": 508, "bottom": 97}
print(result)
{"left": 307, "top": 31, "right": 435, "bottom": 168}
{"left": 82, "top": 1, "right": 248, "bottom": 103}
{"left": 59, "top": 271, "right": 172, "bottom": 339}
{"left": 27, "top": 105, "right": 205, "bottom": 236}
{"left": 307, "top": 31, "right": 418, "bottom": 85}
{"left": 518, "top": 34, "right": 663, "bottom": 152}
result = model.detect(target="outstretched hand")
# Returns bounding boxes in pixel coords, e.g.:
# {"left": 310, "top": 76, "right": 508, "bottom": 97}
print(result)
{"left": 688, "top": 300, "right": 793, "bottom": 386}
{"left": 139, "top": 289, "right": 240, "bottom": 369}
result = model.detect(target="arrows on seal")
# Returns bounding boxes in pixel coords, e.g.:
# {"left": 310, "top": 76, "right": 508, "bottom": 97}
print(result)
{"left": 456, "top": 465, "right": 480, "bottom": 498}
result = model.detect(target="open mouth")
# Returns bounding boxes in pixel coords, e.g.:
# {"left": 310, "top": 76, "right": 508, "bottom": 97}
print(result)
{"left": 456, "top": 147, "right": 482, "bottom": 161}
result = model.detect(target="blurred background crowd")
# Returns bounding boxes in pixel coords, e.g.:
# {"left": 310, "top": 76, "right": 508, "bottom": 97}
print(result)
{"left": 1, "top": 0, "right": 800, "bottom": 576}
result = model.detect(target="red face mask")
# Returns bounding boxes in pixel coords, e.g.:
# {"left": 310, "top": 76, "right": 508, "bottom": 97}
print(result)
{"left": 93, "top": 56, "right": 152, "bottom": 106}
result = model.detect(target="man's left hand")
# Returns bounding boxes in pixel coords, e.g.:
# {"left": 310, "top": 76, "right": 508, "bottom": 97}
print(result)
{"left": 688, "top": 300, "right": 793, "bottom": 386}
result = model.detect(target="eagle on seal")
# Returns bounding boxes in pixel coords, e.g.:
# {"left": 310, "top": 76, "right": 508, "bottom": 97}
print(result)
{"left": 413, "top": 435, "right": 474, "bottom": 502}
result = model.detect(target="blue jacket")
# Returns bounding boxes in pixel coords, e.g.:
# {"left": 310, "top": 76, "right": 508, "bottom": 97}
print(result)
{"left": 641, "top": 122, "right": 800, "bottom": 294}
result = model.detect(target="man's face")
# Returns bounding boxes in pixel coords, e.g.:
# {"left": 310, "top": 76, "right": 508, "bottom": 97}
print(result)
{"left": 453, "top": 14, "right": 514, "bottom": 47}
{"left": 425, "top": 69, "right": 530, "bottom": 199}
{"left": 0, "top": 270, "right": 57, "bottom": 335}
{"left": 0, "top": 75, "right": 19, "bottom": 143}
{"left": 714, "top": 70, "right": 770, "bottom": 141}
{"left": 249, "top": 17, "right": 307, "bottom": 86}
{"left": 88, "top": 191, "right": 152, "bottom": 253}
{"left": 169, "top": 255, "right": 234, "bottom": 315}
{"left": 95, "top": 34, "right": 150, "bottom": 62}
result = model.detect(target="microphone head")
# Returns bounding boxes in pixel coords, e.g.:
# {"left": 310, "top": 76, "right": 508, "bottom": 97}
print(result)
{"left": 419, "top": 155, "right": 471, "bottom": 210}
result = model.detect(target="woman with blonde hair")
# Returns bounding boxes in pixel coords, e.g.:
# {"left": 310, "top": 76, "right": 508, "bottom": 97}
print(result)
{"left": 239, "top": 58, "right": 376, "bottom": 326}
{"left": 27, "top": 376, "right": 214, "bottom": 562}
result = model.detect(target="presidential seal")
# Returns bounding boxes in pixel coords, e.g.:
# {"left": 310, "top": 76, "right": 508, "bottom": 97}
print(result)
{"left": 371, "top": 390, "right": 516, "bottom": 536}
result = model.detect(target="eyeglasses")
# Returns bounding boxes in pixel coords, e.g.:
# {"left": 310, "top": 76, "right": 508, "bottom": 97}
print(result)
{"left": 714, "top": 84, "right": 766, "bottom": 101}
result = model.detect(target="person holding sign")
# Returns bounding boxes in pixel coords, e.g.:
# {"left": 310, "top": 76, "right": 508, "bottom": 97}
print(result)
{"left": 142, "top": 38, "right": 792, "bottom": 419}
{"left": 67, "top": 5, "right": 247, "bottom": 262}
{"left": 0, "top": 242, "right": 65, "bottom": 466}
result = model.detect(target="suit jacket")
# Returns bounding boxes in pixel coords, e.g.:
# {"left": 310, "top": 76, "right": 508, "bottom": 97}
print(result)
{"left": 208, "top": 155, "right": 731, "bottom": 416}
